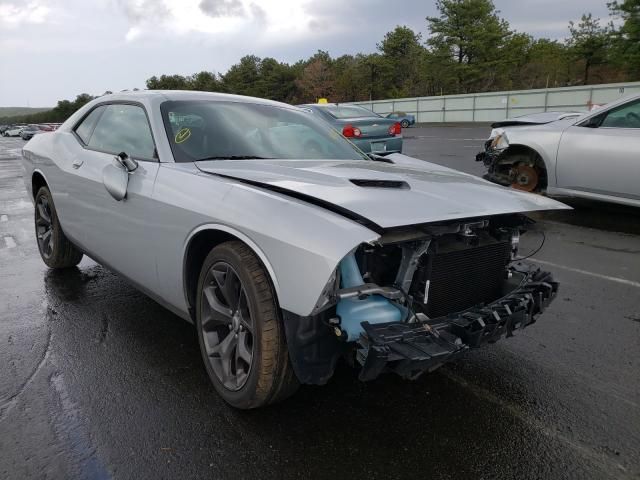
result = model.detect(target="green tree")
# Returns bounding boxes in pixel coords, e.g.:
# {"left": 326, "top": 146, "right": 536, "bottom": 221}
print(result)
{"left": 146, "top": 74, "right": 191, "bottom": 90}
{"left": 221, "top": 55, "right": 262, "bottom": 96}
{"left": 567, "top": 14, "right": 611, "bottom": 84}
{"left": 521, "top": 39, "right": 571, "bottom": 88}
{"left": 377, "top": 26, "right": 427, "bottom": 97}
{"left": 254, "top": 58, "right": 297, "bottom": 102}
{"left": 331, "top": 55, "right": 362, "bottom": 102}
{"left": 426, "top": 0, "right": 512, "bottom": 92}
{"left": 188, "top": 71, "right": 223, "bottom": 92}
{"left": 295, "top": 51, "right": 334, "bottom": 102}
{"left": 608, "top": 0, "right": 640, "bottom": 78}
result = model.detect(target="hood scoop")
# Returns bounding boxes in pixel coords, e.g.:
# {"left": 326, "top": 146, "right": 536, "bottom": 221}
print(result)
{"left": 349, "top": 179, "right": 410, "bottom": 189}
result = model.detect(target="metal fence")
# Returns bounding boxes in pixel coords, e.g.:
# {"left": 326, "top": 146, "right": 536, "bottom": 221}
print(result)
{"left": 349, "top": 81, "right": 640, "bottom": 123}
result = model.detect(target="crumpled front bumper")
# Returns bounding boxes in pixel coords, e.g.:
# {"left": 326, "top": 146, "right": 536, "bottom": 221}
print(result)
{"left": 476, "top": 147, "right": 512, "bottom": 186}
{"left": 357, "top": 262, "right": 558, "bottom": 381}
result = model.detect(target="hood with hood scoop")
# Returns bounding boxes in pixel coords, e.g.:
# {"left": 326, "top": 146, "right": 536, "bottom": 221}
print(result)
{"left": 196, "top": 153, "right": 570, "bottom": 231}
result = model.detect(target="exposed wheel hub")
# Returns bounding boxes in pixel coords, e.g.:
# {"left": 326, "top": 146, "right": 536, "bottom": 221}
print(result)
{"left": 231, "top": 312, "right": 241, "bottom": 332}
{"left": 511, "top": 164, "right": 539, "bottom": 192}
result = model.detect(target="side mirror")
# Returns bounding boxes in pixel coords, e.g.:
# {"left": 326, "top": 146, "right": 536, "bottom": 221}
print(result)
{"left": 115, "top": 151, "right": 138, "bottom": 172}
{"left": 102, "top": 162, "right": 128, "bottom": 201}
{"left": 102, "top": 152, "right": 137, "bottom": 201}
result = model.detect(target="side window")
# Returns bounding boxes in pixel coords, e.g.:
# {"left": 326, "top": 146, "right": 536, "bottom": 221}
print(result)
{"left": 600, "top": 100, "right": 640, "bottom": 129}
{"left": 74, "top": 106, "right": 105, "bottom": 144}
{"left": 88, "top": 104, "right": 156, "bottom": 159}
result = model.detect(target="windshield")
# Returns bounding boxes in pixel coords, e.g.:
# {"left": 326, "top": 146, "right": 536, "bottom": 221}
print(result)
{"left": 161, "top": 100, "right": 369, "bottom": 162}
{"left": 322, "top": 105, "right": 380, "bottom": 119}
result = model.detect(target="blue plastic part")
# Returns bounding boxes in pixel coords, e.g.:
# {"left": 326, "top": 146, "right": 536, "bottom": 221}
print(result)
{"left": 336, "top": 253, "right": 402, "bottom": 342}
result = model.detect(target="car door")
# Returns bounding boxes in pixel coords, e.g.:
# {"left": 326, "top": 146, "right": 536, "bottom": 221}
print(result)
{"left": 66, "top": 102, "right": 161, "bottom": 291}
{"left": 556, "top": 98, "right": 640, "bottom": 200}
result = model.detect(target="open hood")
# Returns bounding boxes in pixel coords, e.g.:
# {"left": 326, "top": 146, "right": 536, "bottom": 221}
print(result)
{"left": 196, "top": 154, "right": 570, "bottom": 231}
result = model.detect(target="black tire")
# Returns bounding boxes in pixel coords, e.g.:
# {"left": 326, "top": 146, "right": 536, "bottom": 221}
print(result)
{"left": 34, "top": 186, "right": 83, "bottom": 268}
{"left": 196, "top": 241, "right": 299, "bottom": 409}
{"left": 401, "top": 119, "right": 410, "bottom": 128}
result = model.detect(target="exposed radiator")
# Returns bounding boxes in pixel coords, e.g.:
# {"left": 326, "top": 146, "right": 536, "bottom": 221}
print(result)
{"left": 412, "top": 241, "right": 511, "bottom": 318}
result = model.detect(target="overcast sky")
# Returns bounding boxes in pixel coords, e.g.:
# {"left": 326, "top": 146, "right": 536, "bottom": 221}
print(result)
{"left": 0, "top": 0, "right": 612, "bottom": 107}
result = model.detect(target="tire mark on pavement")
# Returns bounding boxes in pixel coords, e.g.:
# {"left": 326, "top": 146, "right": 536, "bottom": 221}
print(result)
{"left": 0, "top": 326, "right": 52, "bottom": 422}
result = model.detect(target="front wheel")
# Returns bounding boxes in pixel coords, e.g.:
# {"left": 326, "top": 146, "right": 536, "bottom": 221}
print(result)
{"left": 510, "top": 164, "right": 541, "bottom": 192}
{"left": 196, "top": 241, "right": 299, "bottom": 409}
{"left": 34, "top": 186, "right": 83, "bottom": 268}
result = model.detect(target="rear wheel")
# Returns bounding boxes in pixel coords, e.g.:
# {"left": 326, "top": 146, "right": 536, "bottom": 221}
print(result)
{"left": 401, "top": 119, "right": 410, "bottom": 128}
{"left": 34, "top": 186, "right": 83, "bottom": 268}
{"left": 196, "top": 241, "right": 299, "bottom": 409}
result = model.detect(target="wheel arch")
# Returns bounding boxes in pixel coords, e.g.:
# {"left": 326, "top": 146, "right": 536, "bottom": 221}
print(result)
{"left": 499, "top": 143, "right": 549, "bottom": 191}
{"left": 182, "top": 224, "right": 281, "bottom": 322}
{"left": 31, "top": 169, "right": 49, "bottom": 200}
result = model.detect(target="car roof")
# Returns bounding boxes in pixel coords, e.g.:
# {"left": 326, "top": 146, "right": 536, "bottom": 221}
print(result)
{"left": 98, "top": 90, "right": 289, "bottom": 108}
{"left": 300, "top": 103, "right": 369, "bottom": 108}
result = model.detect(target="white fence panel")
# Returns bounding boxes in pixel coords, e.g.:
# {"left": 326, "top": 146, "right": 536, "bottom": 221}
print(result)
{"left": 350, "top": 81, "right": 640, "bottom": 123}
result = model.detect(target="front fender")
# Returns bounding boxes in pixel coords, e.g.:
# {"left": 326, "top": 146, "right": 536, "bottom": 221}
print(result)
{"left": 501, "top": 128, "right": 564, "bottom": 187}
{"left": 218, "top": 183, "right": 379, "bottom": 316}
{"left": 153, "top": 163, "right": 380, "bottom": 319}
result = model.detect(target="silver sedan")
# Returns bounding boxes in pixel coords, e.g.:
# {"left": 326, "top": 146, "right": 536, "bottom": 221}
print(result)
{"left": 477, "top": 93, "right": 640, "bottom": 207}
{"left": 22, "top": 91, "right": 568, "bottom": 408}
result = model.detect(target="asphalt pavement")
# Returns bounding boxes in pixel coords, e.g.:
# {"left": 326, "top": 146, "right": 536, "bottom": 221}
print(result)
{"left": 1, "top": 128, "right": 639, "bottom": 480}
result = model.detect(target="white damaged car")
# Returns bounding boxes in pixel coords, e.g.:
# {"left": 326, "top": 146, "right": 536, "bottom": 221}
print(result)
{"left": 22, "top": 91, "right": 569, "bottom": 408}
{"left": 477, "top": 94, "right": 640, "bottom": 207}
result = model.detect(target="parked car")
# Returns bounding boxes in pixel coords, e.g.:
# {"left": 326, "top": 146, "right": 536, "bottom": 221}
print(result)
{"left": 20, "top": 124, "right": 47, "bottom": 140}
{"left": 476, "top": 94, "right": 640, "bottom": 207}
{"left": 299, "top": 103, "right": 403, "bottom": 154}
{"left": 23, "top": 91, "right": 568, "bottom": 409}
{"left": 386, "top": 111, "right": 416, "bottom": 128}
{"left": 0, "top": 125, "right": 9, "bottom": 134}
{"left": 3, "top": 125, "right": 26, "bottom": 137}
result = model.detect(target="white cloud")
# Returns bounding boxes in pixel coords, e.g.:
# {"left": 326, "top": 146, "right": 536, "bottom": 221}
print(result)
{"left": 0, "top": 0, "right": 50, "bottom": 27}
{"left": 115, "top": 0, "right": 314, "bottom": 42}
{"left": 0, "top": 0, "right": 619, "bottom": 107}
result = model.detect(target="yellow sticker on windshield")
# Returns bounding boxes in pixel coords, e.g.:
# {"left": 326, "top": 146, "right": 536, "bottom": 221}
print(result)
{"left": 175, "top": 128, "right": 191, "bottom": 144}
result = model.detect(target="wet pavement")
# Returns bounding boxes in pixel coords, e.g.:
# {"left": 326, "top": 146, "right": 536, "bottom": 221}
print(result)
{"left": 1, "top": 130, "right": 639, "bottom": 480}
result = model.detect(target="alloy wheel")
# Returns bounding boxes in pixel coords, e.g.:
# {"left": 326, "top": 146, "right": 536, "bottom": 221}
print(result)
{"left": 200, "top": 261, "right": 254, "bottom": 391}
{"left": 35, "top": 194, "right": 54, "bottom": 259}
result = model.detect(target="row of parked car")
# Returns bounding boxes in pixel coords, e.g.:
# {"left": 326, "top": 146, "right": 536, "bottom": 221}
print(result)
{"left": 0, "top": 123, "right": 61, "bottom": 140}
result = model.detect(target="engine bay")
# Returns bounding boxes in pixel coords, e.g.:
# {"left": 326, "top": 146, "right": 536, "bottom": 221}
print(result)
{"left": 282, "top": 213, "right": 558, "bottom": 384}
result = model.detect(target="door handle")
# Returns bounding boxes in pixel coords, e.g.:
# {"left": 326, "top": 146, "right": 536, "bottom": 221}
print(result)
{"left": 72, "top": 160, "right": 84, "bottom": 169}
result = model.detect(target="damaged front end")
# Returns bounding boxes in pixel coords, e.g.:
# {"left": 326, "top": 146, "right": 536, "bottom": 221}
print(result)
{"left": 475, "top": 129, "right": 545, "bottom": 192}
{"left": 282, "top": 214, "right": 558, "bottom": 384}
{"left": 475, "top": 129, "right": 513, "bottom": 186}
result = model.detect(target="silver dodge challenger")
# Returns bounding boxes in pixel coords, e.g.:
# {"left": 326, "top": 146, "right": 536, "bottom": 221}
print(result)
{"left": 476, "top": 93, "right": 640, "bottom": 207}
{"left": 22, "top": 91, "right": 569, "bottom": 409}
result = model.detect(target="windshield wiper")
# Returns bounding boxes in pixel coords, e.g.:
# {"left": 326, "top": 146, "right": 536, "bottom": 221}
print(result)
{"left": 196, "top": 155, "right": 272, "bottom": 161}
